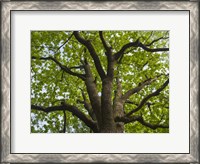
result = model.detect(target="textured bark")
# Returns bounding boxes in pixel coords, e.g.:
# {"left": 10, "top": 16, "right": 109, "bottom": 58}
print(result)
{"left": 84, "top": 61, "right": 102, "bottom": 130}
{"left": 100, "top": 78, "right": 116, "bottom": 133}
{"left": 113, "top": 78, "right": 124, "bottom": 133}
{"left": 114, "top": 99, "right": 124, "bottom": 133}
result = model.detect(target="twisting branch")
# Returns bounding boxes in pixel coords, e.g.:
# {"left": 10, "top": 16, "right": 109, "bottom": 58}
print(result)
{"left": 122, "top": 75, "right": 162, "bottom": 101}
{"left": 126, "top": 79, "right": 169, "bottom": 116}
{"left": 73, "top": 31, "right": 106, "bottom": 80}
{"left": 138, "top": 42, "right": 169, "bottom": 52}
{"left": 31, "top": 103, "right": 98, "bottom": 132}
{"left": 114, "top": 38, "right": 169, "bottom": 61}
{"left": 115, "top": 115, "right": 169, "bottom": 130}
{"left": 136, "top": 116, "right": 169, "bottom": 130}
{"left": 32, "top": 56, "right": 86, "bottom": 80}
{"left": 114, "top": 39, "right": 140, "bottom": 60}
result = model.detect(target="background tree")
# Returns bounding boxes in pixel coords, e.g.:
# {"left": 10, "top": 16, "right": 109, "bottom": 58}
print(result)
{"left": 31, "top": 31, "right": 169, "bottom": 133}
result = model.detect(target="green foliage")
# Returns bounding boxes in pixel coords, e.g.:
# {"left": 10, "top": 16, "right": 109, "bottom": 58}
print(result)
{"left": 31, "top": 31, "right": 169, "bottom": 133}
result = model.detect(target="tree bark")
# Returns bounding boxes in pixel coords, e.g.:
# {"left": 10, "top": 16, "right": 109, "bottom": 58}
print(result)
{"left": 84, "top": 61, "right": 102, "bottom": 130}
{"left": 113, "top": 78, "right": 124, "bottom": 133}
{"left": 100, "top": 77, "right": 116, "bottom": 133}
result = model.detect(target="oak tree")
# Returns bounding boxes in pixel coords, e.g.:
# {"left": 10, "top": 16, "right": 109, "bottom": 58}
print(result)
{"left": 31, "top": 31, "right": 169, "bottom": 133}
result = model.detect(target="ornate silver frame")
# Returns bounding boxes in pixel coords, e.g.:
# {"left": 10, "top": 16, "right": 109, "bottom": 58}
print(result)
{"left": 1, "top": 1, "right": 199, "bottom": 163}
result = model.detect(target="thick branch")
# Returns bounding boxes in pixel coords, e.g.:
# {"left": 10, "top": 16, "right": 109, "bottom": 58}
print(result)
{"left": 83, "top": 60, "right": 102, "bottom": 126}
{"left": 122, "top": 75, "right": 161, "bottom": 101}
{"left": 73, "top": 31, "right": 106, "bottom": 80}
{"left": 136, "top": 116, "right": 169, "bottom": 130}
{"left": 115, "top": 115, "right": 168, "bottom": 130}
{"left": 77, "top": 99, "right": 96, "bottom": 121}
{"left": 114, "top": 39, "right": 140, "bottom": 60}
{"left": 126, "top": 79, "right": 169, "bottom": 116}
{"left": 139, "top": 42, "right": 169, "bottom": 52}
{"left": 78, "top": 89, "right": 96, "bottom": 121}
{"left": 31, "top": 103, "right": 98, "bottom": 132}
{"left": 32, "top": 56, "right": 86, "bottom": 80}
{"left": 114, "top": 39, "right": 169, "bottom": 61}
{"left": 99, "top": 31, "right": 115, "bottom": 78}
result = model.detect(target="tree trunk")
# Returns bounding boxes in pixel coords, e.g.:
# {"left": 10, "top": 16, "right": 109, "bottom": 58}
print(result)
{"left": 100, "top": 78, "right": 116, "bottom": 133}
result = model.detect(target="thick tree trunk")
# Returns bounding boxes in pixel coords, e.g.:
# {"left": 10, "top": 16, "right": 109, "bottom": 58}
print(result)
{"left": 100, "top": 78, "right": 116, "bottom": 133}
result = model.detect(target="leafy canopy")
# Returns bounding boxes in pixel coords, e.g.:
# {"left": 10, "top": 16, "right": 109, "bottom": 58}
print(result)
{"left": 31, "top": 31, "right": 169, "bottom": 133}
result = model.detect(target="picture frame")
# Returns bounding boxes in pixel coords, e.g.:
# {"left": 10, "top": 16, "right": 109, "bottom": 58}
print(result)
{"left": 1, "top": 1, "right": 199, "bottom": 163}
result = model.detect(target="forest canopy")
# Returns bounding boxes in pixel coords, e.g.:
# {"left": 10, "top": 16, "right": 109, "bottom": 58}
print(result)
{"left": 31, "top": 31, "right": 169, "bottom": 133}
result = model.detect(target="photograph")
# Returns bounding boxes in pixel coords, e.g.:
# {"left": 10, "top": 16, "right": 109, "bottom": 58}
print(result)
{"left": 1, "top": 0, "right": 199, "bottom": 163}
{"left": 31, "top": 31, "right": 169, "bottom": 133}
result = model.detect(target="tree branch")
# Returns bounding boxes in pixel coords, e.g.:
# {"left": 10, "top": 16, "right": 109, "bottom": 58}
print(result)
{"left": 144, "top": 31, "right": 153, "bottom": 44}
{"left": 73, "top": 31, "right": 106, "bottom": 80}
{"left": 115, "top": 115, "right": 169, "bottom": 130}
{"left": 122, "top": 75, "right": 162, "bottom": 101}
{"left": 82, "top": 59, "right": 102, "bottom": 127}
{"left": 136, "top": 116, "right": 169, "bottom": 130}
{"left": 56, "top": 32, "right": 74, "bottom": 53}
{"left": 138, "top": 42, "right": 169, "bottom": 52}
{"left": 99, "top": 31, "right": 111, "bottom": 55}
{"left": 145, "top": 37, "right": 169, "bottom": 47}
{"left": 125, "top": 100, "right": 138, "bottom": 106}
{"left": 99, "top": 31, "right": 115, "bottom": 78}
{"left": 63, "top": 110, "right": 66, "bottom": 133}
{"left": 114, "top": 39, "right": 140, "bottom": 60}
{"left": 69, "top": 65, "right": 84, "bottom": 70}
{"left": 31, "top": 103, "right": 98, "bottom": 132}
{"left": 114, "top": 38, "right": 169, "bottom": 61}
{"left": 126, "top": 79, "right": 169, "bottom": 116}
{"left": 77, "top": 89, "right": 96, "bottom": 121}
{"left": 32, "top": 56, "right": 86, "bottom": 80}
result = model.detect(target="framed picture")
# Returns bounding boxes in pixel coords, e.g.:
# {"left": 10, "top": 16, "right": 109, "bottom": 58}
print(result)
{"left": 1, "top": 1, "right": 199, "bottom": 163}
